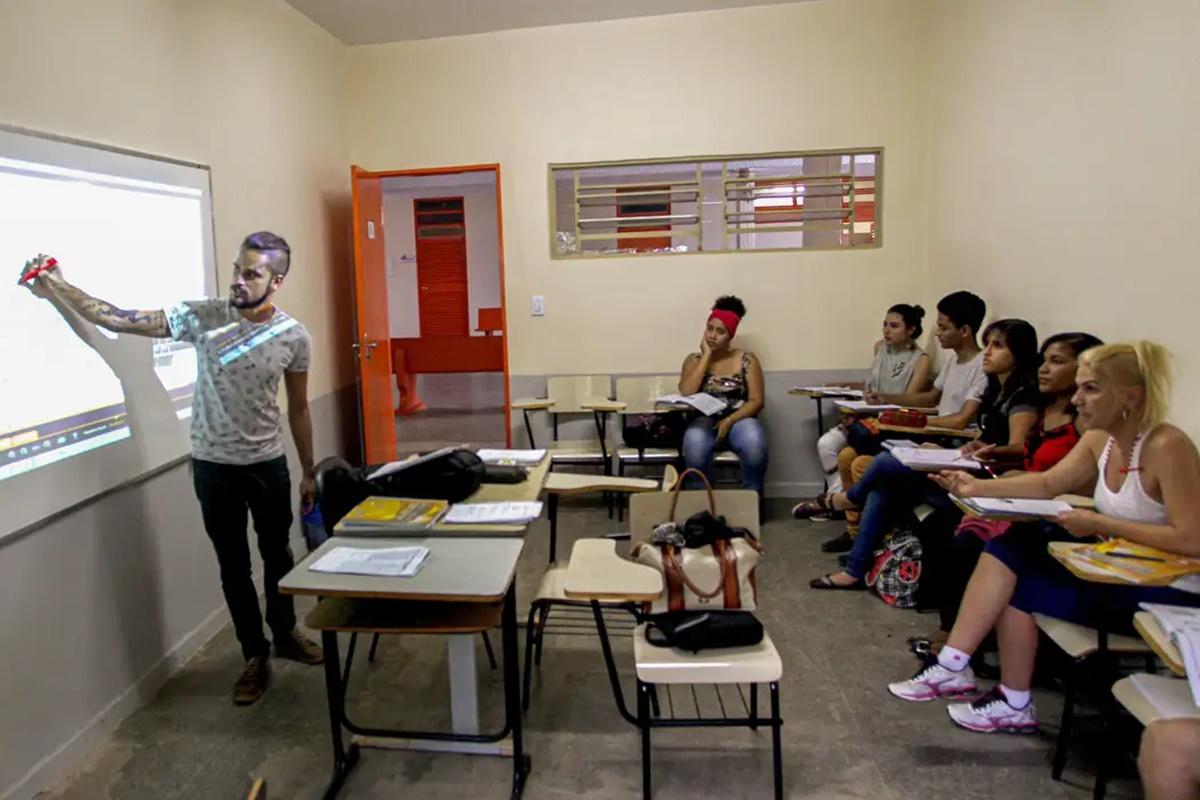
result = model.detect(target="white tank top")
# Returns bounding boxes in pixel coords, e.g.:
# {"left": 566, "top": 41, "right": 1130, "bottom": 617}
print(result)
{"left": 1093, "top": 434, "right": 1166, "bottom": 525}
{"left": 1095, "top": 433, "right": 1199, "bottom": 593}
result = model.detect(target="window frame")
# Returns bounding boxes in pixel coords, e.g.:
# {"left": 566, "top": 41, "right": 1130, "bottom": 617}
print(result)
{"left": 548, "top": 147, "right": 883, "bottom": 260}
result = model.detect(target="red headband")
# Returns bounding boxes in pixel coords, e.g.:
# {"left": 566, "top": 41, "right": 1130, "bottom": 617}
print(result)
{"left": 709, "top": 309, "right": 742, "bottom": 339}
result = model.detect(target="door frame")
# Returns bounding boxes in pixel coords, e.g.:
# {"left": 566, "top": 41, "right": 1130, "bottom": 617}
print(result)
{"left": 354, "top": 163, "right": 512, "bottom": 447}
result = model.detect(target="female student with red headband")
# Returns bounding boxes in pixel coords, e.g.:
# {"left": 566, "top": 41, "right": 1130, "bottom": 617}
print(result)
{"left": 678, "top": 295, "right": 768, "bottom": 496}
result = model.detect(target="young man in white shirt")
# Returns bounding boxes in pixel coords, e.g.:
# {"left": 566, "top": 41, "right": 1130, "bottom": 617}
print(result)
{"left": 21, "top": 232, "right": 323, "bottom": 706}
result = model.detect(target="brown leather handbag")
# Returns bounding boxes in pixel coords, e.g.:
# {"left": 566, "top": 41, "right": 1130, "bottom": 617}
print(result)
{"left": 632, "top": 469, "right": 763, "bottom": 613}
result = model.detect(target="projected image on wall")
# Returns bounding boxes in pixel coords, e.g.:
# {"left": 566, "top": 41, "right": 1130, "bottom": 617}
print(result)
{"left": 0, "top": 157, "right": 207, "bottom": 481}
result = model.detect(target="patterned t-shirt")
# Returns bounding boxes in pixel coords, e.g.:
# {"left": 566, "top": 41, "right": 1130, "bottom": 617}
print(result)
{"left": 166, "top": 298, "right": 311, "bottom": 465}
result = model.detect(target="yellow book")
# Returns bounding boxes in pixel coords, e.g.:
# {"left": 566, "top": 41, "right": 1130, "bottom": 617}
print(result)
{"left": 1065, "top": 540, "right": 1200, "bottom": 586}
{"left": 338, "top": 497, "right": 450, "bottom": 531}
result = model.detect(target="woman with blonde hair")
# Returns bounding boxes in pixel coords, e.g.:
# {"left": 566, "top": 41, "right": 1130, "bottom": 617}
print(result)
{"left": 886, "top": 341, "right": 1200, "bottom": 734}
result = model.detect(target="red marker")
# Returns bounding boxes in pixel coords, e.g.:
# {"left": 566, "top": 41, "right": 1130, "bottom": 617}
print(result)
{"left": 19, "top": 257, "right": 57, "bottom": 284}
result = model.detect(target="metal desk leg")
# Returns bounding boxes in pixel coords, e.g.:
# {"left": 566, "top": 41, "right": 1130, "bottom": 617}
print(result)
{"left": 321, "top": 631, "right": 360, "bottom": 800}
{"left": 503, "top": 583, "right": 532, "bottom": 798}
{"left": 447, "top": 634, "right": 481, "bottom": 735}
{"left": 815, "top": 397, "right": 829, "bottom": 492}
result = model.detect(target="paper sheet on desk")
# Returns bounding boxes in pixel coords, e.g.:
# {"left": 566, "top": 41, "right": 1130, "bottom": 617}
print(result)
{"left": 892, "top": 447, "right": 981, "bottom": 471}
{"left": 310, "top": 546, "right": 430, "bottom": 578}
{"left": 965, "top": 497, "right": 1073, "bottom": 517}
{"left": 793, "top": 386, "right": 863, "bottom": 397}
{"left": 835, "top": 400, "right": 902, "bottom": 412}
{"left": 443, "top": 501, "right": 544, "bottom": 525}
{"left": 476, "top": 448, "right": 546, "bottom": 466}
{"left": 1141, "top": 604, "right": 1200, "bottom": 705}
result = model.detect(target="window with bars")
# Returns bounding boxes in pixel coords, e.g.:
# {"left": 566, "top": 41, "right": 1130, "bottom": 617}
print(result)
{"left": 550, "top": 149, "right": 879, "bottom": 258}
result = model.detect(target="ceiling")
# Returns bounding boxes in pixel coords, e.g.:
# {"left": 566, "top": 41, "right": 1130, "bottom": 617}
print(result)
{"left": 282, "top": 0, "right": 812, "bottom": 46}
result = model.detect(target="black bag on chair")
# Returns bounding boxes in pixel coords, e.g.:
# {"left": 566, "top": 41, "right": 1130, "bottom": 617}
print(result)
{"left": 623, "top": 411, "right": 686, "bottom": 451}
{"left": 643, "top": 610, "right": 764, "bottom": 653}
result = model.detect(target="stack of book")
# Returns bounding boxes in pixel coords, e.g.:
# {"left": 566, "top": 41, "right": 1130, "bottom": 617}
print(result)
{"left": 336, "top": 497, "right": 449, "bottom": 534}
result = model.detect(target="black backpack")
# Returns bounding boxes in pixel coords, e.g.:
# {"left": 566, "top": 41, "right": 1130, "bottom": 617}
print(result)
{"left": 623, "top": 410, "right": 686, "bottom": 451}
{"left": 314, "top": 449, "right": 485, "bottom": 534}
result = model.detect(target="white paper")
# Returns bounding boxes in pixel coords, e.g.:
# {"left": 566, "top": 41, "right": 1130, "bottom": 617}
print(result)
{"left": 893, "top": 447, "right": 981, "bottom": 471}
{"left": 793, "top": 386, "right": 864, "bottom": 397}
{"left": 966, "top": 497, "right": 1073, "bottom": 517}
{"left": 881, "top": 440, "right": 920, "bottom": 451}
{"left": 443, "top": 501, "right": 545, "bottom": 525}
{"left": 367, "top": 445, "right": 464, "bottom": 480}
{"left": 1141, "top": 604, "right": 1200, "bottom": 706}
{"left": 1128, "top": 673, "right": 1200, "bottom": 719}
{"left": 835, "top": 400, "right": 903, "bottom": 413}
{"left": 476, "top": 448, "right": 546, "bottom": 466}
{"left": 655, "top": 393, "right": 728, "bottom": 417}
{"left": 309, "top": 546, "right": 430, "bottom": 578}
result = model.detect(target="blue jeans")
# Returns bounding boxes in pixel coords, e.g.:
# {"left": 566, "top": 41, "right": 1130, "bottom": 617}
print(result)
{"left": 681, "top": 416, "right": 769, "bottom": 494}
{"left": 843, "top": 452, "right": 954, "bottom": 579}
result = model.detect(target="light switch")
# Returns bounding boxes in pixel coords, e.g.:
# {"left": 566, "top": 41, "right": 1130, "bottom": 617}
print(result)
{"left": 531, "top": 295, "right": 545, "bottom": 316}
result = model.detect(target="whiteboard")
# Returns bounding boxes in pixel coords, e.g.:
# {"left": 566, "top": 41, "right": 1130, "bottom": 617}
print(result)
{"left": 0, "top": 126, "right": 217, "bottom": 542}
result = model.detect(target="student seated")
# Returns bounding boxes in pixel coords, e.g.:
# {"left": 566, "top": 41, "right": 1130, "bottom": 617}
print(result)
{"left": 809, "top": 318, "right": 1042, "bottom": 590}
{"left": 792, "top": 303, "right": 930, "bottom": 520}
{"left": 678, "top": 295, "right": 767, "bottom": 494}
{"left": 887, "top": 342, "right": 1200, "bottom": 734}
{"left": 817, "top": 290, "right": 989, "bottom": 554}
{"left": 928, "top": 331, "right": 1104, "bottom": 641}
{"left": 1139, "top": 719, "right": 1200, "bottom": 800}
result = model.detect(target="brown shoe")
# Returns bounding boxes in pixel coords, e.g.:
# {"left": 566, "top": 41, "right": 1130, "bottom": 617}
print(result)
{"left": 233, "top": 655, "right": 271, "bottom": 706}
{"left": 275, "top": 629, "right": 324, "bottom": 665}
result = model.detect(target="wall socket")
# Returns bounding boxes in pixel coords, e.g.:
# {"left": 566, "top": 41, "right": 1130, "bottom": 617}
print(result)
{"left": 531, "top": 295, "right": 545, "bottom": 316}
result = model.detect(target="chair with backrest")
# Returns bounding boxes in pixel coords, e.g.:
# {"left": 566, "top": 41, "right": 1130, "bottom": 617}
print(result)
{"left": 522, "top": 465, "right": 678, "bottom": 710}
{"left": 512, "top": 375, "right": 616, "bottom": 473}
{"left": 587, "top": 485, "right": 784, "bottom": 799}
{"left": 615, "top": 376, "right": 683, "bottom": 479}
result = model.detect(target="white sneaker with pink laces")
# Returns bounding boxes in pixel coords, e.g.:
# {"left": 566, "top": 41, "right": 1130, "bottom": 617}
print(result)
{"left": 888, "top": 661, "right": 977, "bottom": 702}
{"left": 947, "top": 687, "right": 1038, "bottom": 734}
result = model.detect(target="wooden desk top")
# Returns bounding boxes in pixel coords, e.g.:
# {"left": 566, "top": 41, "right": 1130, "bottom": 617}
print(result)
{"left": 544, "top": 472, "right": 659, "bottom": 496}
{"left": 789, "top": 389, "right": 861, "bottom": 399}
{"left": 581, "top": 400, "right": 627, "bottom": 413}
{"left": 564, "top": 539, "right": 664, "bottom": 601}
{"left": 1047, "top": 541, "right": 1173, "bottom": 586}
{"left": 333, "top": 455, "right": 552, "bottom": 538}
{"left": 877, "top": 423, "right": 980, "bottom": 439}
{"left": 279, "top": 536, "right": 524, "bottom": 602}
{"left": 1134, "top": 611, "right": 1186, "bottom": 676}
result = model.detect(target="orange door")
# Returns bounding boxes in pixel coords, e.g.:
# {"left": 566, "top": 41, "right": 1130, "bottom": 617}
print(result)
{"left": 350, "top": 166, "right": 397, "bottom": 464}
{"left": 414, "top": 197, "right": 469, "bottom": 336}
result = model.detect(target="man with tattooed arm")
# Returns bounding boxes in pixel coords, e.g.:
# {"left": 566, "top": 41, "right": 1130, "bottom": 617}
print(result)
{"left": 19, "top": 231, "right": 323, "bottom": 705}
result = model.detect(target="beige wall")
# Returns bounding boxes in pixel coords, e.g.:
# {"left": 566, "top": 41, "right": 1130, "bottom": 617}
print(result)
{"left": 345, "top": 0, "right": 934, "bottom": 376}
{"left": 0, "top": 1, "right": 352, "bottom": 796}
{"left": 927, "top": 0, "right": 1200, "bottom": 434}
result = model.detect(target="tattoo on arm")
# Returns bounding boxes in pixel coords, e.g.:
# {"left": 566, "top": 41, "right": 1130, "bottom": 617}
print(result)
{"left": 51, "top": 281, "right": 169, "bottom": 337}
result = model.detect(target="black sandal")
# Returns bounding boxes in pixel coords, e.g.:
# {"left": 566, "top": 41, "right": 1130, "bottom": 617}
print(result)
{"left": 809, "top": 572, "right": 866, "bottom": 591}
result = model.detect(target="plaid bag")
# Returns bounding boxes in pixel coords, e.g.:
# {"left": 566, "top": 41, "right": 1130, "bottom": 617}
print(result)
{"left": 866, "top": 531, "right": 923, "bottom": 609}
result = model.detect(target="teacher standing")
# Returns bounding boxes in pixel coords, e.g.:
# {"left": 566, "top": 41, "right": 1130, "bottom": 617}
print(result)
{"left": 20, "top": 232, "right": 323, "bottom": 707}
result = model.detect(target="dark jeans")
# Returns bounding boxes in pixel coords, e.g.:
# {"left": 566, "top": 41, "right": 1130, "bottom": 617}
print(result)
{"left": 843, "top": 452, "right": 957, "bottom": 579}
{"left": 192, "top": 456, "right": 296, "bottom": 660}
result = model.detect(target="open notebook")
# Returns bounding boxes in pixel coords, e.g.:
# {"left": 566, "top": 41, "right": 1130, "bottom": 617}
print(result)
{"left": 891, "top": 447, "right": 982, "bottom": 471}
{"left": 1140, "top": 604, "right": 1200, "bottom": 705}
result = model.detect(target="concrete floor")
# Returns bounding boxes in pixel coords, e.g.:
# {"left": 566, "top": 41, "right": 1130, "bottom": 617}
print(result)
{"left": 42, "top": 505, "right": 1144, "bottom": 800}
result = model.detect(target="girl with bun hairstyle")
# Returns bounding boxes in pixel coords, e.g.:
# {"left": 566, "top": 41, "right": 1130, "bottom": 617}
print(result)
{"left": 793, "top": 303, "right": 932, "bottom": 520}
